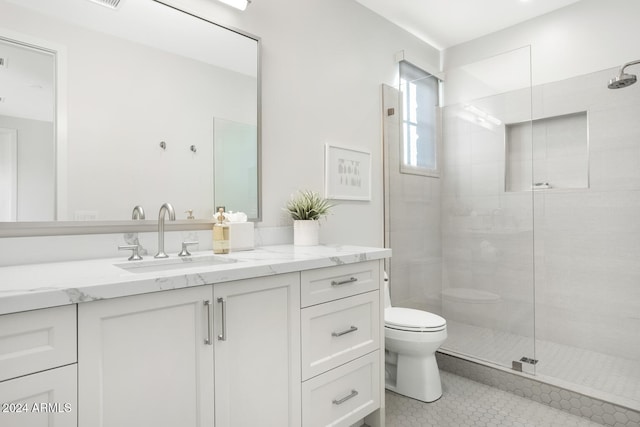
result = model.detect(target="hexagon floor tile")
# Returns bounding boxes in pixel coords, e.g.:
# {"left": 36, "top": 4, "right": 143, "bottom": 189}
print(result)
{"left": 443, "top": 320, "right": 640, "bottom": 405}
{"left": 385, "top": 371, "right": 606, "bottom": 426}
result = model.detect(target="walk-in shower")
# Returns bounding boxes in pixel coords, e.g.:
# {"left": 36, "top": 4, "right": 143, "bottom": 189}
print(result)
{"left": 608, "top": 59, "right": 640, "bottom": 89}
{"left": 440, "top": 49, "right": 640, "bottom": 412}
{"left": 384, "top": 45, "right": 640, "bottom": 419}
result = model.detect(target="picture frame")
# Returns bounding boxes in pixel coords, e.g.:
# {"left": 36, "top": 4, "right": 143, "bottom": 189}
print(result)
{"left": 324, "top": 144, "right": 371, "bottom": 201}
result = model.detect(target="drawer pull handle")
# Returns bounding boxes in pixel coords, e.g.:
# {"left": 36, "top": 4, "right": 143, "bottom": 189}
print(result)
{"left": 217, "top": 297, "right": 227, "bottom": 341}
{"left": 204, "top": 300, "right": 213, "bottom": 345}
{"left": 331, "top": 277, "right": 358, "bottom": 286}
{"left": 333, "top": 389, "right": 359, "bottom": 405}
{"left": 332, "top": 326, "right": 358, "bottom": 337}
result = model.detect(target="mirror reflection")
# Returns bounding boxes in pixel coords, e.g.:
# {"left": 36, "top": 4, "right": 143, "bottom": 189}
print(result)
{"left": 0, "top": 0, "right": 260, "bottom": 224}
{"left": 214, "top": 118, "right": 258, "bottom": 219}
{"left": 0, "top": 38, "right": 55, "bottom": 221}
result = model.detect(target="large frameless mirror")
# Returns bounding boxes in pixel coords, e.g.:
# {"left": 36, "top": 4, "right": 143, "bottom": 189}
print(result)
{"left": 0, "top": 0, "right": 260, "bottom": 236}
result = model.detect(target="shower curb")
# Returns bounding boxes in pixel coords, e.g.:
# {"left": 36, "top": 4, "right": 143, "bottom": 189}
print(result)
{"left": 436, "top": 352, "right": 640, "bottom": 427}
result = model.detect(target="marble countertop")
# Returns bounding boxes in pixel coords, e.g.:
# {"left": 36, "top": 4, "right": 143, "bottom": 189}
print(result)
{"left": 0, "top": 245, "right": 391, "bottom": 315}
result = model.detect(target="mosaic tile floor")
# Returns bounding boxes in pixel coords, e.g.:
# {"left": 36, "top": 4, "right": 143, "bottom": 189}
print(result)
{"left": 443, "top": 320, "right": 640, "bottom": 409}
{"left": 385, "top": 371, "right": 603, "bottom": 427}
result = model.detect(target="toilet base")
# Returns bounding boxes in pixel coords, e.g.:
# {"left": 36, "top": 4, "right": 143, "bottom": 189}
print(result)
{"left": 386, "top": 352, "right": 442, "bottom": 402}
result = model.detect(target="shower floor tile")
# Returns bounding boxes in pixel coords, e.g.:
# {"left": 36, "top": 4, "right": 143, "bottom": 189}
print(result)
{"left": 385, "top": 370, "right": 602, "bottom": 426}
{"left": 443, "top": 320, "right": 640, "bottom": 409}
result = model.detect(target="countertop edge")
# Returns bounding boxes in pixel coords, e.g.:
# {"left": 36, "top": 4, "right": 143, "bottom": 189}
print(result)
{"left": 0, "top": 245, "right": 392, "bottom": 315}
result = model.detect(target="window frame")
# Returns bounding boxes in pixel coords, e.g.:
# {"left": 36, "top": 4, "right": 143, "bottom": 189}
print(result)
{"left": 399, "top": 60, "right": 441, "bottom": 178}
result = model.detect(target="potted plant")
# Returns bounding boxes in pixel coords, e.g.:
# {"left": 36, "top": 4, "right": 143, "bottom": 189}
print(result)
{"left": 284, "top": 190, "right": 333, "bottom": 246}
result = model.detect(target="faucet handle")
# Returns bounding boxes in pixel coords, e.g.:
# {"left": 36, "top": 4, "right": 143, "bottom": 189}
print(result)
{"left": 131, "top": 205, "right": 146, "bottom": 220}
{"left": 119, "top": 244, "right": 143, "bottom": 261}
{"left": 178, "top": 241, "right": 199, "bottom": 257}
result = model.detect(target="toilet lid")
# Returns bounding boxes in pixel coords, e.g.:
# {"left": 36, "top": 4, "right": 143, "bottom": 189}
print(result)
{"left": 385, "top": 307, "right": 446, "bottom": 332}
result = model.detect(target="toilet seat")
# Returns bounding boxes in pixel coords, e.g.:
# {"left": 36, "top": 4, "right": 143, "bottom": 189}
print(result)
{"left": 385, "top": 307, "right": 446, "bottom": 332}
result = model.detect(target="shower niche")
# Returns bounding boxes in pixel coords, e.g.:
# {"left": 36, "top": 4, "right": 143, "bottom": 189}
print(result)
{"left": 505, "top": 111, "right": 589, "bottom": 192}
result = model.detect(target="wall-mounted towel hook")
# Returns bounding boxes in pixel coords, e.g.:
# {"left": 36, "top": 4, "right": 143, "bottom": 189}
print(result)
{"left": 190, "top": 145, "right": 197, "bottom": 153}
{"left": 159, "top": 141, "right": 167, "bottom": 150}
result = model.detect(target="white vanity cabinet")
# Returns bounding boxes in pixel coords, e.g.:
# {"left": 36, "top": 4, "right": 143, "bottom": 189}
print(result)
{"left": 78, "top": 286, "right": 215, "bottom": 427}
{"left": 213, "top": 273, "right": 301, "bottom": 426}
{"left": 0, "top": 305, "right": 78, "bottom": 427}
{"left": 77, "top": 273, "right": 302, "bottom": 427}
{"left": 0, "top": 246, "right": 389, "bottom": 427}
{"left": 300, "top": 261, "right": 384, "bottom": 427}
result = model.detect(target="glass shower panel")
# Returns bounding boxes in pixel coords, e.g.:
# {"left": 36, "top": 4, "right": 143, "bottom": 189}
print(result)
{"left": 531, "top": 67, "right": 640, "bottom": 409}
{"left": 440, "top": 46, "right": 536, "bottom": 374}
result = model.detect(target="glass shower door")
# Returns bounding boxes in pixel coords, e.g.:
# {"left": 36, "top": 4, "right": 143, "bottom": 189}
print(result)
{"left": 439, "top": 46, "right": 537, "bottom": 374}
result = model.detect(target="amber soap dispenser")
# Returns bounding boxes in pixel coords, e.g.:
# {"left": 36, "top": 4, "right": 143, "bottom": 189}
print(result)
{"left": 213, "top": 208, "right": 230, "bottom": 254}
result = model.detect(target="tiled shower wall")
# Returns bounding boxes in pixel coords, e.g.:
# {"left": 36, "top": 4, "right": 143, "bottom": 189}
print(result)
{"left": 531, "top": 69, "right": 640, "bottom": 361}
{"left": 440, "top": 66, "right": 640, "bottom": 406}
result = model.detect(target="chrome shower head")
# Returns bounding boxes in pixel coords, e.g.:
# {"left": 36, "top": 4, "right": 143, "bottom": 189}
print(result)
{"left": 608, "top": 73, "right": 637, "bottom": 89}
{"left": 608, "top": 60, "right": 640, "bottom": 89}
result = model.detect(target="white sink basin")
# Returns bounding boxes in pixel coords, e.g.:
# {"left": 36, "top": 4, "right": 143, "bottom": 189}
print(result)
{"left": 115, "top": 254, "right": 238, "bottom": 274}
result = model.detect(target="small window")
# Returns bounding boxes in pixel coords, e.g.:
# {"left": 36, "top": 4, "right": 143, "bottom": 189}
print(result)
{"left": 399, "top": 61, "right": 440, "bottom": 177}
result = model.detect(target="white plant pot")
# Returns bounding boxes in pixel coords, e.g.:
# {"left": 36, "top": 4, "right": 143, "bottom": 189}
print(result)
{"left": 293, "top": 220, "right": 320, "bottom": 246}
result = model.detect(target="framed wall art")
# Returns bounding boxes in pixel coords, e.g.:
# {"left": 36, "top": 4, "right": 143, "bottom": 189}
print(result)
{"left": 324, "top": 144, "right": 371, "bottom": 201}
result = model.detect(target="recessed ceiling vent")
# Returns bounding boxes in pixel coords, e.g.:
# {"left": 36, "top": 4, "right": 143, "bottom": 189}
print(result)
{"left": 87, "top": 0, "right": 122, "bottom": 9}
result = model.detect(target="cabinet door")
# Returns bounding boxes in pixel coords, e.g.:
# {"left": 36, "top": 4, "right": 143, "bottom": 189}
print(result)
{"left": 0, "top": 364, "right": 77, "bottom": 427}
{"left": 214, "top": 273, "right": 301, "bottom": 427}
{"left": 78, "top": 286, "right": 214, "bottom": 427}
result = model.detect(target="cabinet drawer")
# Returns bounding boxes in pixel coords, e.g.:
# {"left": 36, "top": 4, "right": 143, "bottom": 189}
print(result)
{"left": 301, "top": 261, "right": 380, "bottom": 307}
{"left": 301, "top": 291, "right": 379, "bottom": 380}
{"left": 0, "top": 364, "right": 77, "bottom": 427}
{"left": 302, "top": 351, "right": 380, "bottom": 427}
{"left": 0, "top": 305, "right": 77, "bottom": 382}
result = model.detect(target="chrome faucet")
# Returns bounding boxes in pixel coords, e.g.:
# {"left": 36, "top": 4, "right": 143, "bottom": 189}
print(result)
{"left": 132, "top": 205, "right": 146, "bottom": 220}
{"left": 155, "top": 202, "right": 175, "bottom": 258}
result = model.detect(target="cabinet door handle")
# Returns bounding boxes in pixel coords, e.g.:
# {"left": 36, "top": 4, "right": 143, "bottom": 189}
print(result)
{"left": 332, "top": 326, "right": 358, "bottom": 337}
{"left": 204, "top": 300, "right": 213, "bottom": 345}
{"left": 332, "top": 389, "right": 358, "bottom": 405}
{"left": 217, "top": 297, "right": 227, "bottom": 341}
{"left": 331, "top": 277, "right": 358, "bottom": 286}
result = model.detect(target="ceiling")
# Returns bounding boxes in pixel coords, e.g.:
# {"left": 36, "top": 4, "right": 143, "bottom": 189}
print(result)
{"left": 353, "top": 0, "right": 582, "bottom": 50}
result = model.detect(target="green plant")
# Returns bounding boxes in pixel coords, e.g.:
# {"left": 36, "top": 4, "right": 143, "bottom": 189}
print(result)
{"left": 284, "top": 190, "right": 333, "bottom": 221}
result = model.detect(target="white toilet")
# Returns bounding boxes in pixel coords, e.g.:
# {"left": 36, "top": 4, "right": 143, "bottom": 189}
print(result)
{"left": 384, "top": 275, "right": 447, "bottom": 402}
